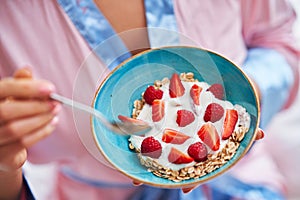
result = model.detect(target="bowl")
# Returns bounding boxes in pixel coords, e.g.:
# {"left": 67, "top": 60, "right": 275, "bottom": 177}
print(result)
{"left": 91, "top": 46, "right": 260, "bottom": 188}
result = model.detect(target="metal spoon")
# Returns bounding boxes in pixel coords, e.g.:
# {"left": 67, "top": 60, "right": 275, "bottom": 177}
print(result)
{"left": 50, "top": 93, "right": 151, "bottom": 135}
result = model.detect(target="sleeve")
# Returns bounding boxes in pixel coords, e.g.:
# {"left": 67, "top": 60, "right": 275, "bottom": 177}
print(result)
{"left": 20, "top": 175, "right": 35, "bottom": 200}
{"left": 241, "top": 0, "right": 300, "bottom": 127}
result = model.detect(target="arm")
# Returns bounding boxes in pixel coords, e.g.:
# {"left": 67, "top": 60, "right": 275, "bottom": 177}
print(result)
{"left": 241, "top": 0, "right": 300, "bottom": 127}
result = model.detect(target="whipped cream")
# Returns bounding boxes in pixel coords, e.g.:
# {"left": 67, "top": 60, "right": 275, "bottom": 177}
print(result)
{"left": 129, "top": 80, "right": 250, "bottom": 171}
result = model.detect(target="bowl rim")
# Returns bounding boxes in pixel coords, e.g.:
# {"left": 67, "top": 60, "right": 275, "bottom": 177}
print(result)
{"left": 90, "top": 46, "right": 261, "bottom": 188}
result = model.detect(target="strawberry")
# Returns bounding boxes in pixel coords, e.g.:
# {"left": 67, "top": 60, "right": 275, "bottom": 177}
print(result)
{"left": 141, "top": 136, "right": 162, "bottom": 159}
{"left": 169, "top": 73, "right": 185, "bottom": 98}
{"left": 207, "top": 83, "right": 224, "bottom": 99}
{"left": 222, "top": 109, "right": 238, "bottom": 140}
{"left": 197, "top": 123, "right": 220, "bottom": 151}
{"left": 176, "top": 109, "right": 195, "bottom": 127}
{"left": 190, "top": 84, "right": 202, "bottom": 105}
{"left": 203, "top": 103, "right": 224, "bottom": 123}
{"left": 118, "top": 115, "right": 148, "bottom": 126}
{"left": 188, "top": 142, "right": 208, "bottom": 162}
{"left": 143, "top": 85, "right": 163, "bottom": 105}
{"left": 162, "top": 128, "right": 190, "bottom": 144}
{"left": 168, "top": 147, "right": 194, "bottom": 164}
{"left": 152, "top": 99, "right": 165, "bottom": 122}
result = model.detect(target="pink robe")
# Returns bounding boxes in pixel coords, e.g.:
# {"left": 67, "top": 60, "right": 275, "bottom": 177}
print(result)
{"left": 0, "top": 0, "right": 299, "bottom": 199}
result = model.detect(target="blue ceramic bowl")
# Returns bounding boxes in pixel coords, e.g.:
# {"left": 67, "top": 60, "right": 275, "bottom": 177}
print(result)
{"left": 92, "top": 46, "right": 260, "bottom": 188}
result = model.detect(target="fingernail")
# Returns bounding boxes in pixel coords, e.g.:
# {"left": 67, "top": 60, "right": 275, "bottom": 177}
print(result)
{"left": 256, "top": 128, "right": 265, "bottom": 140}
{"left": 182, "top": 189, "right": 191, "bottom": 194}
{"left": 52, "top": 103, "right": 62, "bottom": 115}
{"left": 132, "top": 181, "right": 142, "bottom": 186}
{"left": 39, "top": 83, "right": 55, "bottom": 95}
{"left": 49, "top": 101, "right": 59, "bottom": 109}
{"left": 50, "top": 116, "right": 59, "bottom": 126}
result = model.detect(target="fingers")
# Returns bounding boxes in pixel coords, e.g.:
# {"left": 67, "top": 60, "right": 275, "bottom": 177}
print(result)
{"left": 0, "top": 67, "right": 59, "bottom": 172}
{"left": 182, "top": 185, "right": 197, "bottom": 194}
{"left": 0, "top": 99, "right": 60, "bottom": 123}
{"left": 255, "top": 128, "right": 264, "bottom": 140}
{"left": 131, "top": 180, "right": 197, "bottom": 194}
{"left": 132, "top": 180, "right": 143, "bottom": 186}
{"left": 21, "top": 117, "right": 58, "bottom": 147}
{"left": 13, "top": 67, "right": 33, "bottom": 79}
{"left": 0, "top": 112, "right": 57, "bottom": 145}
{"left": 0, "top": 78, "right": 55, "bottom": 99}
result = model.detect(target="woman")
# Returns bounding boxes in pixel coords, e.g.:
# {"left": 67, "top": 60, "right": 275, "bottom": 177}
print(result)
{"left": 0, "top": 0, "right": 299, "bottom": 199}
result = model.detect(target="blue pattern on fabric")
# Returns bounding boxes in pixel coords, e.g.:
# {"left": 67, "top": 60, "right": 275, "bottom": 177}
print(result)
{"left": 57, "top": 0, "right": 130, "bottom": 70}
{"left": 209, "top": 174, "right": 285, "bottom": 200}
{"left": 144, "top": 0, "right": 179, "bottom": 47}
{"left": 243, "top": 47, "right": 294, "bottom": 128}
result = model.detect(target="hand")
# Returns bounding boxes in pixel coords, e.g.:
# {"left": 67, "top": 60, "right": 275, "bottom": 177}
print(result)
{"left": 0, "top": 67, "right": 61, "bottom": 172}
{"left": 131, "top": 128, "right": 265, "bottom": 193}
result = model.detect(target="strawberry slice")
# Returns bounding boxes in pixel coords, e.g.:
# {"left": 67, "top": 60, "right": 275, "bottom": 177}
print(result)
{"left": 143, "top": 85, "right": 163, "bottom": 105}
{"left": 141, "top": 136, "right": 162, "bottom": 159}
{"left": 190, "top": 84, "right": 202, "bottom": 105}
{"left": 203, "top": 103, "right": 224, "bottom": 123}
{"left": 162, "top": 128, "right": 190, "bottom": 144}
{"left": 198, "top": 123, "right": 220, "bottom": 151}
{"left": 176, "top": 109, "right": 195, "bottom": 127}
{"left": 168, "top": 147, "right": 194, "bottom": 164}
{"left": 118, "top": 115, "right": 148, "bottom": 126}
{"left": 222, "top": 109, "right": 238, "bottom": 140}
{"left": 207, "top": 83, "right": 224, "bottom": 100}
{"left": 152, "top": 99, "right": 165, "bottom": 122}
{"left": 169, "top": 73, "right": 185, "bottom": 98}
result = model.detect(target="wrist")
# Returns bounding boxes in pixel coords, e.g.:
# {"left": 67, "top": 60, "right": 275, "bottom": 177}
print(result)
{"left": 0, "top": 168, "right": 23, "bottom": 200}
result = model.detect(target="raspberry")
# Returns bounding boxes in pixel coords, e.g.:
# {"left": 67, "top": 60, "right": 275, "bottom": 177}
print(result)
{"left": 206, "top": 83, "right": 224, "bottom": 99}
{"left": 176, "top": 109, "right": 195, "bottom": 127}
{"left": 141, "top": 136, "right": 162, "bottom": 158}
{"left": 203, "top": 103, "right": 224, "bottom": 123}
{"left": 143, "top": 86, "right": 163, "bottom": 105}
{"left": 188, "top": 142, "right": 208, "bottom": 162}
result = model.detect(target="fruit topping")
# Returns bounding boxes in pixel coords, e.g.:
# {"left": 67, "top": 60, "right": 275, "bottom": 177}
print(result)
{"left": 118, "top": 115, "right": 148, "bottom": 126}
{"left": 141, "top": 136, "right": 162, "bottom": 159}
{"left": 152, "top": 99, "right": 165, "bottom": 122}
{"left": 203, "top": 103, "right": 224, "bottom": 123}
{"left": 176, "top": 109, "right": 195, "bottom": 127}
{"left": 162, "top": 128, "right": 190, "bottom": 144}
{"left": 207, "top": 83, "right": 224, "bottom": 99}
{"left": 169, "top": 73, "right": 185, "bottom": 98}
{"left": 168, "top": 147, "right": 194, "bottom": 164}
{"left": 222, "top": 109, "right": 238, "bottom": 140}
{"left": 190, "top": 84, "right": 202, "bottom": 105}
{"left": 143, "top": 85, "right": 163, "bottom": 105}
{"left": 198, "top": 123, "right": 220, "bottom": 151}
{"left": 188, "top": 142, "right": 208, "bottom": 162}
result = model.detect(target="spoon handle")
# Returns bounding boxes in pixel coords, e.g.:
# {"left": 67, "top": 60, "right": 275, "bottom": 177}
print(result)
{"left": 50, "top": 93, "right": 151, "bottom": 135}
{"left": 50, "top": 93, "right": 109, "bottom": 125}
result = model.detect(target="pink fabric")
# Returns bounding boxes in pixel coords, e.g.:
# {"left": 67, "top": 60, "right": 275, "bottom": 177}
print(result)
{"left": 51, "top": 171, "right": 136, "bottom": 200}
{"left": 0, "top": 0, "right": 299, "bottom": 199}
{"left": 174, "top": 0, "right": 299, "bottom": 108}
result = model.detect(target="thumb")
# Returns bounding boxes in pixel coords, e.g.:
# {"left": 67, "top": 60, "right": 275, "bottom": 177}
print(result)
{"left": 13, "top": 66, "right": 33, "bottom": 79}
{"left": 255, "top": 128, "right": 264, "bottom": 140}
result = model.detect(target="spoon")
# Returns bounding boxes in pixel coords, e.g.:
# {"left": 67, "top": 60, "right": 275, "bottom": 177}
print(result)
{"left": 50, "top": 93, "right": 151, "bottom": 135}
